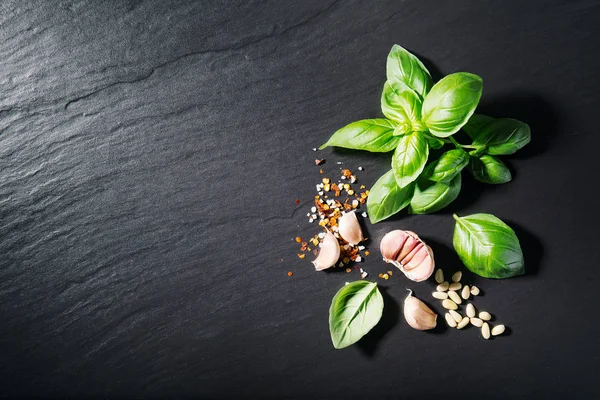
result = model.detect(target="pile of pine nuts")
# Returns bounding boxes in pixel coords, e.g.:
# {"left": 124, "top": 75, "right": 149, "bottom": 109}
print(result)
{"left": 433, "top": 269, "right": 506, "bottom": 339}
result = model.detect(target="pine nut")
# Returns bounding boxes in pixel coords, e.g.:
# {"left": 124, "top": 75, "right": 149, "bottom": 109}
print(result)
{"left": 436, "top": 282, "right": 449, "bottom": 292}
{"left": 448, "top": 291, "right": 462, "bottom": 304}
{"left": 470, "top": 317, "right": 483, "bottom": 327}
{"left": 432, "top": 291, "right": 448, "bottom": 300}
{"left": 435, "top": 269, "right": 444, "bottom": 284}
{"left": 470, "top": 285, "right": 480, "bottom": 296}
{"left": 452, "top": 271, "right": 462, "bottom": 282}
{"left": 479, "top": 311, "right": 491, "bottom": 321}
{"left": 449, "top": 282, "right": 462, "bottom": 291}
{"left": 449, "top": 310, "right": 462, "bottom": 323}
{"left": 482, "top": 322, "right": 490, "bottom": 339}
{"left": 457, "top": 317, "right": 469, "bottom": 329}
{"left": 461, "top": 285, "right": 470, "bottom": 300}
{"left": 492, "top": 325, "right": 505, "bottom": 336}
{"left": 442, "top": 299, "right": 458, "bottom": 310}
{"left": 466, "top": 303, "right": 476, "bottom": 318}
{"left": 445, "top": 313, "right": 457, "bottom": 327}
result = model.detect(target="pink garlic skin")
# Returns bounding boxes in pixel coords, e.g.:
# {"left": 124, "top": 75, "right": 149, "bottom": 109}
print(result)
{"left": 380, "top": 230, "right": 435, "bottom": 282}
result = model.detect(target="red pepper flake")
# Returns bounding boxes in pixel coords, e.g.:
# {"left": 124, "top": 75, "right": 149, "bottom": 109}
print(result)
{"left": 365, "top": 251, "right": 370, "bottom": 256}
{"left": 345, "top": 268, "right": 351, "bottom": 273}
{"left": 287, "top": 271, "right": 293, "bottom": 277}
{"left": 354, "top": 266, "right": 359, "bottom": 269}
{"left": 297, "top": 253, "right": 305, "bottom": 259}
{"left": 315, "top": 159, "right": 324, "bottom": 165}
{"left": 295, "top": 237, "right": 302, "bottom": 243}
{"left": 319, "top": 169, "right": 324, "bottom": 174}
{"left": 295, "top": 199, "right": 300, "bottom": 204}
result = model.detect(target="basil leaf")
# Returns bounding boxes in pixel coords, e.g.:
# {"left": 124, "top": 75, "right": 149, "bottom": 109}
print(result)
{"left": 409, "top": 172, "right": 461, "bottom": 214}
{"left": 463, "top": 114, "right": 495, "bottom": 139}
{"left": 367, "top": 170, "right": 414, "bottom": 223}
{"left": 425, "top": 136, "right": 444, "bottom": 149}
{"left": 381, "top": 80, "right": 422, "bottom": 127}
{"left": 422, "top": 72, "right": 483, "bottom": 138}
{"left": 471, "top": 118, "right": 531, "bottom": 155}
{"left": 319, "top": 119, "right": 400, "bottom": 152}
{"left": 386, "top": 44, "right": 432, "bottom": 99}
{"left": 453, "top": 213, "right": 525, "bottom": 279}
{"left": 391, "top": 132, "right": 429, "bottom": 188}
{"left": 423, "top": 149, "right": 469, "bottom": 183}
{"left": 469, "top": 155, "right": 512, "bottom": 184}
{"left": 329, "top": 280, "right": 384, "bottom": 349}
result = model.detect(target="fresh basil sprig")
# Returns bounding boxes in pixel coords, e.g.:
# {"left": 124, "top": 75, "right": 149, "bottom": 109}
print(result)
{"left": 320, "top": 45, "right": 531, "bottom": 223}
{"left": 453, "top": 213, "right": 525, "bottom": 278}
{"left": 329, "top": 280, "right": 384, "bottom": 349}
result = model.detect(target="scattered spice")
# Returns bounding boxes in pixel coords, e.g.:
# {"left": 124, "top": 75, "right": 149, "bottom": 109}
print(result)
{"left": 295, "top": 199, "right": 300, "bottom": 204}
{"left": 345, "top": 268, "right": 352, "bottom": 273}
{"left": 315, "top": 159, "right": 324, "bottom": 165}
{"left": 297, "top": 253, "right": 305, "bottom": 259}
{"left": 288, "top": 271, "right": 293, "bottom": 277}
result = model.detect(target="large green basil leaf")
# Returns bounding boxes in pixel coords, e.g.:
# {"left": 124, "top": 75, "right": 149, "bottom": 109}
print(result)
{"left": 423, "top": 149, "right": 469, "bottom": 183}
{"left": 367, "top": 170, "right": 415, "bottom": 223}
{"left": 381, "top": 80, "right": 422, "bottom": 129}
{"left": 319, "top": 119, "right": 400, "bottom": 152}
{"left": 463, "top": 114, "right": 495, "bottom": 139}
{"left": 453, "top": 213, "right": 525, "bottom": 279}
{"left": 422, "top": 72, "right": 483, "bottom": 138}
{"left": 386, "top": 44, "right": 432, "bottom": 99}
{"left": 469, "top": 155, "right": 512, "bottom": 184}
{"left": 329, "top": 280, "right": 384, "bottom": 349}
{"left": 409, "top": 172, "right": 461, "bottom": 214}
{"left": 392, "top": 132, "right": 429, "bottom": 188}
{"left": 471, "top": 118, "right": 531, "bottom": 155}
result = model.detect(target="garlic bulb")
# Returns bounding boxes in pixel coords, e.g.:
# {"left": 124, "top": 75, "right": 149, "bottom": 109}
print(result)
{"left": 337, "top": 211, "right": 364, "bottom": 245}
{"left": 404, "top": 290, "right": 437, "bottom": 330}
{"left": 312, "top": 230, "right": 341, "bottom": 271}
{"left": 380, "top": 230, "right": 434, "bottom": 282}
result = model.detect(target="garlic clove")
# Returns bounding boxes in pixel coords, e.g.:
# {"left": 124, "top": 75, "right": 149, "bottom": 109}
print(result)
{"left": 312, "top": 230, "right": 340, "bottom": 271}
{"left": 404, "top": 290, "right": 437, "bottom": 330}
{"left": 380, "top": 230, "right": 408, "bottom": 261}
{"left": 337, "top": 211, "right": 364, "bottom": 245}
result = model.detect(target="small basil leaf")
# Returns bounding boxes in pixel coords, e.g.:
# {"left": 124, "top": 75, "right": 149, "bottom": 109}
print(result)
{"left": 453, "top": 213, "right": 525, "bottom": 279}
{"left": 469, "top": 155, "right": 512, "bottom": 184}
{"left": 425, "top": 136, "right": 445, "bottom": 149}
{"left": 423, "top": 149, "right": 469, "bottom": 183}
{"left": 471, "top": 118, "right": 531, "bottom": 155}
{"left": 463, "top": 114, "right": 495, "bottom": 139}
{"left": 409, "top": 172, "right": 461, "bottom": 214}
{"left": 392, "top": 132, "right": 429, "bottom": 188}
{"left": 319, "top": 119, "right": 400, "bottom": 152}
{"left": 386, "top": 44, "right": 432, "bottom": 99}
{"left": 367, "top": 170, "right": 415, "bottom": 224}
{"left": 329, "top": 280, "right": 384, "bottom": 349}
{"left": 381, "top": 80, "right": 422, "bottom": 125}
{"left": 422, "top": 72, "right": 483, "bottom": 138}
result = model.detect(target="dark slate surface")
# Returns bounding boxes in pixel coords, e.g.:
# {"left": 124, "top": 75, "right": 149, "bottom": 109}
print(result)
{"left": 1, "top": 0, "right": 599, "bottom": 398}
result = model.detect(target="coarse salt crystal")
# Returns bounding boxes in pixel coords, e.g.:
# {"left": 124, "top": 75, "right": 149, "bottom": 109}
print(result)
{"left": 341, "top": 176, "right": 346, "bottom": 180}
{"left": 361, "top": 212, "right": 367, "bottom": 218}
{"left": 355, "top": 256, "right": 362, "bottom": 262}
{"left": 359, "top": 268, "right": 364, "bottom": 273}
{"left": 361, "top": 271, "right": 368, "bottom": 279}
{"left": 311, "top": 206, "right": 317, "bottom": 213}
{"left": 306, "top": 213, "right": 310, "bottom": 217}
{"left": 312, "top": 148, "right": 317, "bottom": 151}
{"left": 336, "top": 161, "right": 343, "bottom": 164}
{"left": 350, "top": 176, "right": 356, "bottom": 183}
{"left": 358, "top": 245, "right": 365, "bottom": 250}
{"left": 311, "top": 214, "right": 317, "bottom": 219}
{"left": 308, "top": 218, "right": 314, "bottom": 223}
{"left": 318, "top": 191, "right": 323, "bottom": 195}
{"left": 318, "top": 232, "right": 325, "bottom": 238}
{"left": 358, "top": 166, "right": 363, "bottom": 171}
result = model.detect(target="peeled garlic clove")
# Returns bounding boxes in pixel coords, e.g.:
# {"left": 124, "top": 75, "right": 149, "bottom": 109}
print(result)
{"left": 312, "top": 230, "right": 340, "bottom": 271}
{"left": 404, "top": 290, "right": 437, "bottom": 330}
{"left": 337, "top": 211, "right": 364, "bottom": 245}
{"left": 380, "top": 230, "right": 435, "bottom": 282}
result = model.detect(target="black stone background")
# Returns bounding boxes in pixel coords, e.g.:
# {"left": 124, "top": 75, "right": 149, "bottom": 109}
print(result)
{"left": 1, "top": 1, "right": 599, "bottom": 398}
